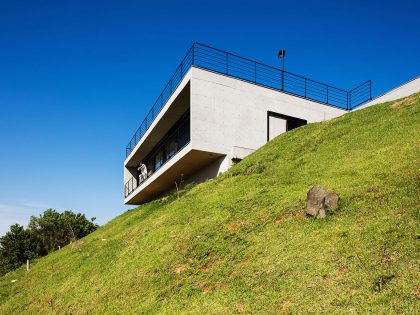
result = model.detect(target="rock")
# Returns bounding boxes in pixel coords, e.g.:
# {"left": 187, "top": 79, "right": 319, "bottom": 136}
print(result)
{"left": 305, "top": 185, "right": 339, "bottom": 218}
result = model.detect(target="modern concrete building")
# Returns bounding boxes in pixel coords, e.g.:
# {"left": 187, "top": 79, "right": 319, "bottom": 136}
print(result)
{"left": 124, "top": 43, "right": 410, "bottom": 205}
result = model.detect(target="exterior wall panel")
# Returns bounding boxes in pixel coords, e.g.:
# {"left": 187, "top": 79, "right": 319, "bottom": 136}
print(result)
{"left": 125, "top": 67, "right": 352, "bottom": 204}
{"left": 190, "top": 67, "right": 347, "bottom": 159}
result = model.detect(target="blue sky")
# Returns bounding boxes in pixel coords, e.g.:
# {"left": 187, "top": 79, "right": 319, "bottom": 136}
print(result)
{"left": 0, "top": 0, "right": 419, "bottom": 236}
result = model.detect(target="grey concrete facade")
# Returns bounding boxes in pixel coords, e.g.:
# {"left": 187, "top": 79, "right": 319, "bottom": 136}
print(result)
{"left": 124, "top": 67, "right": 347, "bottom": 204}
{"left": 124, "top": 67, "right": 419, "bottom": 204}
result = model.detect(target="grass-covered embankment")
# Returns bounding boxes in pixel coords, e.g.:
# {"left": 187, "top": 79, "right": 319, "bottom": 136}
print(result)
{"left": 1, "top": 93, "right": 419, "bottom": 314}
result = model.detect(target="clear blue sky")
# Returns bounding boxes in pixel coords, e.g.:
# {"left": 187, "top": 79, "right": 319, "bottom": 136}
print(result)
{"left": 0, "top": 0, "right": 419, "bottom": 236}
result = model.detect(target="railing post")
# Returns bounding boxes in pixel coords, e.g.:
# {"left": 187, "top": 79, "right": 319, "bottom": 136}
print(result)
{"left": 369, "top": 80, "right": 372, "bottom": 99}
{"left": 326, "top": 86, "right": 329, "bottom": 104}
{"left": 304, "top": 78, "right": 307, "bottom": 98}
{"left": 226, "top": 52, "right": 229, "bottom": 74}
{"left": 346, "top": 92, "right": 349, "bottom": 110}
{"left": 181, "top": 62, "right": 183, "bottom": 77}
{"left": 192, "top": 44, "right": 195, "bottom": 66}
{"left": 349, "top": 92, "right": 351, "bottom": 110}
{"left": 281, "top": 70, "right": 284, "bottom": 91}
{"left": 254, "top": 62, "right": 257, "bottom": 83}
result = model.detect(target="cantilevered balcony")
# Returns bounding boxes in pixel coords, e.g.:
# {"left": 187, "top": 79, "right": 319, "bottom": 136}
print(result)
{"left": 124, "top": 111, "right": 190, "bottom": 199}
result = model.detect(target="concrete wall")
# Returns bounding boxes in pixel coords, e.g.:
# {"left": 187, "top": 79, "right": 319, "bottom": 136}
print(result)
{"left": 185, "top": 155, "right": 229, "bottom": 184}
{"left": 230, "top": 146, "right": 255, "bottom": 160}
{"left": 190, "top": 67, "right": 347, "bottom": 164}
{"left": 124, "top": 66, "right": 419, "bottom": 204}
{"left": 355, "top": 76, "right": 420, "bottom": 110}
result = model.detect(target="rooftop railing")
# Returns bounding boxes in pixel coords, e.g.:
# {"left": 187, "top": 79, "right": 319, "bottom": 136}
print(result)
{"left": 125, "top": 43, "right": 372, "bottom": 157}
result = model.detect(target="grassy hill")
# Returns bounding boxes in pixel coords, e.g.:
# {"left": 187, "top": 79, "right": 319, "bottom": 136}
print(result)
{"left": 1, "top": 93, "right": 419, "bottom": 314}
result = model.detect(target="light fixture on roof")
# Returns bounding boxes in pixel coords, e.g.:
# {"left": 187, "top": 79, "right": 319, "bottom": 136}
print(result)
{"left": 278, "top": 48, "right": 286, "bottom": 91}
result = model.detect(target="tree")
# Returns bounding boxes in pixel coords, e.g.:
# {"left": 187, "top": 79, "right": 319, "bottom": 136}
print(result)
{"left": 28, "top": 209, "right": 98, "bottom": 255}
{"left": 0, "top": 224, "right": 37, "bottom": 275}
{"left": 0, "top": 209, "right": 98, "bottom": 275}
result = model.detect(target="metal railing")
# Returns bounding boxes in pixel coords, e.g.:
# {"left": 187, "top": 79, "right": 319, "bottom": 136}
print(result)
{"left": 125, "top": 46, "right": 193, "bottom": 157}
{"left": 124, "top": 112, "right": 190, "bottom": 198}
{"left": 349, "top": 80, "right": 372, "bottom": 108}
{"left": 126, "top": 43, "right": 372, "bottom": 157}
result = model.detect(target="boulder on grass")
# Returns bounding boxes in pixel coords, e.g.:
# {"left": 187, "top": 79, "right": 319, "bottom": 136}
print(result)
{"left": 305, "top": 185, "right": 339, "bottom": 218}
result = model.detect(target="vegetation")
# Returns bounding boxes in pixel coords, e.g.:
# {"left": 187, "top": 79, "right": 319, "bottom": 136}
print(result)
{"left": 0, "top": 94, "right": 419, "bottom": 314}
{"left": 0, "top": 209, "right": 97, "bottom": 276}
{"left": 0, "top": 225, "right": 37, "bottom": 276}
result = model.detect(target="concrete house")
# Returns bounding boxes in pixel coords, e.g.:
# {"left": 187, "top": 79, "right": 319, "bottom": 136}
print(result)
{"left": 123, "top": 43, "right": 383, "bottom": 205}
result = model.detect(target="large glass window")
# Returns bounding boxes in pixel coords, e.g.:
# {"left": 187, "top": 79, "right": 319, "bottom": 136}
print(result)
{"left": 155, "top": 151, "right": 164, "bottom": 170}
{"left": 165, "top": 137, "right": 178, "bottom": 159}
{"left": 136, "top": 110, "right": 190, "bottom": 184}
{"left": 178, "top": 121, "right": 190, "bottom": 149}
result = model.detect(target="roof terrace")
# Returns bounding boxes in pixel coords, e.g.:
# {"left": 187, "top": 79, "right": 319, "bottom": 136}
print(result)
{"left": 125, "top": 43, "right": 372, "bottom": 157}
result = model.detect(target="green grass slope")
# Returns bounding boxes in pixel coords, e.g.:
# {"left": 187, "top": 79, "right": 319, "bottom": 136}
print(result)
{"left": 1, "top": 94, "right": 419, "bottom": 314}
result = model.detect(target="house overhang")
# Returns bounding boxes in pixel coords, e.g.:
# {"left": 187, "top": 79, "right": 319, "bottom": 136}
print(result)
{"left": 124, "top": 144, "right": 224, "bottom": 204}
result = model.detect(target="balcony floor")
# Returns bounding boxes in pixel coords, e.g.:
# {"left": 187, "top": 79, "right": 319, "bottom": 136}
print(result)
{"left": 124, "top": 146, "right": 224, "bottom": 204}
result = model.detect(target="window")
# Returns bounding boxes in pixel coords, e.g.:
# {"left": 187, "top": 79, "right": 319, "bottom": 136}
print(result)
{"left": 166, "top": 138, "right": 178, "bottom": 159}
{"left": 139, "top": 110, "right": 190, "bottom": 182}
{"left": 155, "top": 151, "right": 164, "bottom": 170}
{"left": 178, "top": 120, "right": 190, "bottom": 148}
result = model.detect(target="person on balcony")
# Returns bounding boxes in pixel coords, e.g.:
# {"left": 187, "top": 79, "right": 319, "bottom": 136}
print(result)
{"left": 138, "top": 163, "right": 147, "bottom": 183}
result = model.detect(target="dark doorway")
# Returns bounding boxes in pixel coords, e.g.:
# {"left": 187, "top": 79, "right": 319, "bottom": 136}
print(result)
{"left": 267, "top": 111, "right": 307, "bottom": 141}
